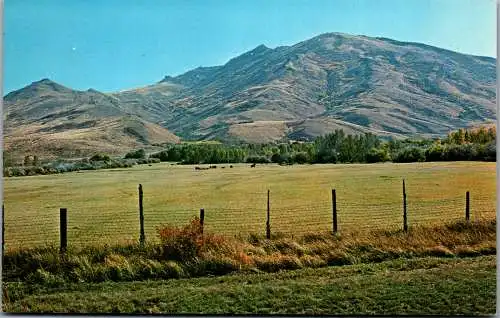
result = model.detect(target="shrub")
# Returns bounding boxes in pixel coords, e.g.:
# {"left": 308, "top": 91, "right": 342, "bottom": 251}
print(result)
{"left": 478, "top": 142, "right": 496, "bottom": 161}
{"left": 292, "top": 152, "right": 309, "bottom": 164}
{"left": 196, "top": 256, "right": 239, "bottom": 276}
{"left": 157, "top": 218, "right": 204, "bottom": 261}
{"left": 71, "top": 257, "right": 109, "bottom": 283}
{"left": 151, "top": 151, "right": 169, "bottom": 162}
{"left": 103, "top": 254, "right": 135, "bottom": 281}
{"left": 89, "top": 153, "right": 110, "bottom": 162}
{"left": 25, "top": 269, "right": 65, "bottom": 287}
{"left": 300, "top": 255, "right": 327, "bottom": 268}
{"left": 3, "top": 168, "right": 11, "bottom": 177}
{"left": 437, "top": 143, "right": 496, "bottom": 162}
{"left": 10, "top": 167, "right": 25, "bottom": 177}
{"left": 425, "top": 145, "right": 446, "bottom": 162}
{"left": 279, "top": 154, "right": 292, "bottom": 165}
{"left": 366, "top": 148, "right": 390, "bottom": 163}
{"left": 136, "top": 158, "right": 161, "bottom": 165}
{"left": 74, "top": 162, "right": 96, "bottom": 170}
{"left": 246, "top": 156, "right": 271, "bottom": 164}
{"left": 392, "top": 147, "right": 426, "bottom": 163}
{"left": 270, "top": 153, "right": 281, "bottom": 164}
{"left": 125, "top": 149, "right": 146, "bottom": 159}
{"left": 254, "top": 255, "right": 303, "bottom": 272}
{"left": 156, "top": 217, "right": 241, "bottom": 265}
{"left": 442, "top": 144, "right": 468, "bottom": 161}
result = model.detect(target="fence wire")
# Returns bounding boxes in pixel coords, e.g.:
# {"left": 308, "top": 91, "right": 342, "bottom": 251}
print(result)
{"left": 3, "top": 188, "right": 496, "bottom": 249}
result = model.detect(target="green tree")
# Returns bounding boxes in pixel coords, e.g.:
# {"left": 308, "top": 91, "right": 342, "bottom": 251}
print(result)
{"left": 293, "top": 152, "right": 309, "bottom": 164}
{"left": 3, "top": 151, "right": 13, "bottom": 167}
{"left": 392, "top": 147, "right": 426, "bottom": 163}
{"left": 271, "top": 153, "right": 282, "bottom": 163}
{"left": 366, "top": 148, "right": 390, "bottom": 163}
{"left": 90, "top": 153, "right": 111, "bottom": 162}
{"left": 125, "top": 149, "right": 146, "bottom": 159}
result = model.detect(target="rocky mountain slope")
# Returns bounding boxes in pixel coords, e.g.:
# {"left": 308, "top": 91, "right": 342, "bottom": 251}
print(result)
{"left": 152, "top": 32, "right": 496, "bottom": 142}
{"left": 4, "top": 32, "right": 496, "bottom": 157}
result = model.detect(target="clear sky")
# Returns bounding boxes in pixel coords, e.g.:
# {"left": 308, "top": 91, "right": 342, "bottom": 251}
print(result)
{"left": 4, "top": 0, "right": 496, "bottom": 94}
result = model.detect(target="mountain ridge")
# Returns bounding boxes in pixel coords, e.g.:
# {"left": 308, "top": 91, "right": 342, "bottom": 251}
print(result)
{"left": 4, "top": 32, "right": 496, "bottom": 158}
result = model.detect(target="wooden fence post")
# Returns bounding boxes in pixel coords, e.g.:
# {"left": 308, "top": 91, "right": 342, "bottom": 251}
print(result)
{"left": 2, "top": 204, "right": 4, "bottom": 254}
{"left": 60, "top": 208, "right": 67, "bottom": 254}
{"left": 266, "top": 189, "right": 271, "bottom": 239}
{"left": 139, "top": 184, "right": 145, "bottom": 246}
{"left": 2, "top": 203, "right": 5, "bottom": 255}
{"left": 403, "top": 179, "right": 408, "bottom": 232}
{"left": 332, "top": 189, "right": 337, "bottom": 233}
{"left": 200, "top": 208, "right": 205, "bottom": 235}
{"left": 465, "top": 191, "right": 470, "bottom": 223}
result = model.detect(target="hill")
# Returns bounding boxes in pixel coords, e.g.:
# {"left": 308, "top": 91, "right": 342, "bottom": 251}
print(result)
{"left": 3, "top": 79, "right": 180, "bottom": 159}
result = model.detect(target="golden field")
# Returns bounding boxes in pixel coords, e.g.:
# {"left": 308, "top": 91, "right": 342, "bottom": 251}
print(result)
{"left": 3, "top": 161, "right": 496, "bottom": 250}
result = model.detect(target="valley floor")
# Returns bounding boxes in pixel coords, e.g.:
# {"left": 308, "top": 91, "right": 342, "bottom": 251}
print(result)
{"left": 3, "top": 255, "right": 496, "bottom": 315}
{"left": 3, "top": 161, "right": 496, "bottom": 249}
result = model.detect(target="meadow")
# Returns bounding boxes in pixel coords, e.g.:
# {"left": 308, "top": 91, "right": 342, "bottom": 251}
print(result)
{"left": 3, "top": 161, "right": 496, "bottom": 250}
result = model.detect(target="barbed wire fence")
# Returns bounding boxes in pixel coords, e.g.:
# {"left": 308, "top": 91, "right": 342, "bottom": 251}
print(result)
{"left": 2, "top": 179, "right": 496, "bottom": 251}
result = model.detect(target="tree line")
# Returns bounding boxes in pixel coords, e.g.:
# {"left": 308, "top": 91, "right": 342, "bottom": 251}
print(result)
{"left": 3, "top": 125, "right": 496, "bottom": 177}
{"left": 3, "top": 150, "right": 159, "bottom": 177}
{"left": 150, "top": 126, "right": 496, "bottom": 165}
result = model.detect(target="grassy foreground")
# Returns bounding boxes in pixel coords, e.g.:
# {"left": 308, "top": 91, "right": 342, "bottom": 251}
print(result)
{"left": 3, "top": 218, "right": 496, "bottom": 314}
{"left": 3, "top": 255, "right": 496, "bottom": 315}
{"left": 3, "top": 219, "right": 496, "bottom": 283}
{"left": 3, "top": 161, "right": 496, "bottom": 249}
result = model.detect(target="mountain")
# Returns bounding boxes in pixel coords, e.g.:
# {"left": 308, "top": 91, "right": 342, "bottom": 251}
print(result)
{"left": 3, "top": 79, "right": 180, "bottom": 159}
{"left": 4, "top": 32, "right": 496, "bottom": 157}
{"left": 151, "top": 33, "right": 496, "bottom": 142}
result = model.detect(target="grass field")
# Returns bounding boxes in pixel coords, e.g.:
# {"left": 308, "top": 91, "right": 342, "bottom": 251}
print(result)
{"left": 3, "top": 161, "right": 496, "bottom": 249}
{"left": 3, "top": 255, "right": 496, "bottom": 314}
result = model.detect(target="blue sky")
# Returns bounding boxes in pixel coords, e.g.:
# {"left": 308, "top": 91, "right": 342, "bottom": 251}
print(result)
{"left": 4, "top": 0, "right": 496, "bottom": 94}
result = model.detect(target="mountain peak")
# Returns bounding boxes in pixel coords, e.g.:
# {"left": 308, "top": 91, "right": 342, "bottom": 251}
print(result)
{"left": 253, "top": 44, "right": 269, "bottom": 51}
{"left": 30, "top": 78, "right": 68, "bottom": 90}
{"left": 36, "top": 78, "right": 53, "bottom": 83}
{"left": 227, "top": 44, "right": 272, "bottom": 63}
{"left": 244, "top": 44, "right": 272, "bottom": 55}
{"left": 4, "top": 78, "right": 71, "bottom": 101}
{"left": 28, "top": 78, "right": 59, "bottom": 87}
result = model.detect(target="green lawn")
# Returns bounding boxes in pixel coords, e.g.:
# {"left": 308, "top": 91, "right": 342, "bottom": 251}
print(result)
{"left": 3, "top": 255, "right": 496, "bottom": 315}
{"left": 3, "top": 161, "right": 496, "bottom": 249}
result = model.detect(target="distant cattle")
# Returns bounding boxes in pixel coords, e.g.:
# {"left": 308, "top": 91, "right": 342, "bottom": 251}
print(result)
{"left": 230, "top": 165, "right": 233, "bottom": 168}
{"left": 221, "top": 166, "right": 226, "bottom": 169}
{"left": 195, "top": 166, "right": 210, "bottom": 171}
{"left": 250, "top": 163, "right": 256, "bottom": 168}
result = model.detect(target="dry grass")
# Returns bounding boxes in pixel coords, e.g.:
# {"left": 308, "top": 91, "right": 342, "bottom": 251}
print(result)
{"left": 2, "top": 218, "right": 495, "bottom": 284}
{"left": 3, "top": 161, "right": 496, "bottom": 250}
{"left": 4, "top": 116, "right": 179, "bottom": 159}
